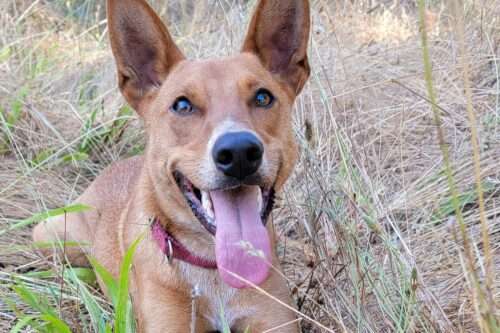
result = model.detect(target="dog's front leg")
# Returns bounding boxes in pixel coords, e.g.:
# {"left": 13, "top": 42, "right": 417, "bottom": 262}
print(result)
{"left": 132, "top": 281, "right": 212, "bottom": 333}
{"left": 134, "top": 288, "right": 190, "bottom": 333}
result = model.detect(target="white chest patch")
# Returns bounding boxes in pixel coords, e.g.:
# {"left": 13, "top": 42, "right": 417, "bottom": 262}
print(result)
{"left": 179, "top": 262, "right": 256, "bottom": 331}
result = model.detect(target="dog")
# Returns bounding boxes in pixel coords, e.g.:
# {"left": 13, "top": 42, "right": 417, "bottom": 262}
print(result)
{"left": 33, "top": 0, "right": 311, "bottom": 331}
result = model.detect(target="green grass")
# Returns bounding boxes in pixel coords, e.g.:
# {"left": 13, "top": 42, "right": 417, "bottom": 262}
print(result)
{"left": 2, "top": 205, "right": 141, "bottom": 333}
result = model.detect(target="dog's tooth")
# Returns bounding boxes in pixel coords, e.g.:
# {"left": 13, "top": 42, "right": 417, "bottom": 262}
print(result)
{"left": 257, "top": 187, "right": 263, "bottom": 212}
{"left": 202, "top": 191, "right": 215, "bottom": 219}
{"left": 201, "top": 191, "right": 210, "bottom": 209}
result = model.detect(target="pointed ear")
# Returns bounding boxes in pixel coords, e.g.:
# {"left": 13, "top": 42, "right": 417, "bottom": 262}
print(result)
{"left": 241, "top": 0, "right": 311, "bottom": 95}
{"left": 107, "top": 0, "right": 185, "bottom": 112}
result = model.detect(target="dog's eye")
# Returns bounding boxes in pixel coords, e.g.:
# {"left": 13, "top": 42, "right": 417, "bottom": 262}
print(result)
{"left": 171, "top": 97, "right": 194, "bottom": 115}
{"left": 254, "top": 89, "right": 274, "bottom": 108}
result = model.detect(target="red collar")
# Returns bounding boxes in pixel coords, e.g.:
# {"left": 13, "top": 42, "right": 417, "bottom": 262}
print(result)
{"left": 151, "top": 218, "right": 217, "bottom": 270}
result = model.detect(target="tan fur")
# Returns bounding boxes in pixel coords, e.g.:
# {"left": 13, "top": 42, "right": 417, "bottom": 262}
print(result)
{"left": 33, "top": 0, "right": 310, "bottom": 331}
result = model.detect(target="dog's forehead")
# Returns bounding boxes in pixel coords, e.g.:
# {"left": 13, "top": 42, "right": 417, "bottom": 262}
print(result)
{"left": 168, "top": 54, "right": 272, "bottom": 89}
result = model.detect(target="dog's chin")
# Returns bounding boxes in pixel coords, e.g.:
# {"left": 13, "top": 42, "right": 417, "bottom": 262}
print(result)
{"left": 173, "top": 171, "right": 275, "bottom": 236}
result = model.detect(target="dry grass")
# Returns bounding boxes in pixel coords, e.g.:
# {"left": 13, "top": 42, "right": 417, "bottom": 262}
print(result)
{"left": 0, "top": 0, "right": 499, "bottom": 332}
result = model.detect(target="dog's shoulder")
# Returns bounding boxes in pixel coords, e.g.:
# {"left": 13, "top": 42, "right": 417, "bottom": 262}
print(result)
{"left": 92, "top": 156, "right": 144, "bottom": 204}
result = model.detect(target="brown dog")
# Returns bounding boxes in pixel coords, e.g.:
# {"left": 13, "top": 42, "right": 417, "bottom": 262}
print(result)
{"left": 33, "top": 0, "right": 310, "bottom": 331}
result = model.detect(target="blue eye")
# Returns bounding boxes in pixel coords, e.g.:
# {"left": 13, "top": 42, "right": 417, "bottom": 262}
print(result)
{"left": 254, "top": 89, "right": 274, "bottom": 108}
{"left": 171, "top": 97, "right": 194, "bottom": 115}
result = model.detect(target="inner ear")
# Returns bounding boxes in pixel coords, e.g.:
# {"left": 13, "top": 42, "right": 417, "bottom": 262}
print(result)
{"left": 107, "top": 0, "right": 185, "bottom": 113}
{"left": 241, "top": 0, "right": 311, "bottom": 95}
{"left": 117, "top": 31, "right": 161, "bottom": 90}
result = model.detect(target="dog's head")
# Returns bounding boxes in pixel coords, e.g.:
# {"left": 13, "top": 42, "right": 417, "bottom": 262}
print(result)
{"left": 107, "top": 0, "right": 310, "bottom": 288}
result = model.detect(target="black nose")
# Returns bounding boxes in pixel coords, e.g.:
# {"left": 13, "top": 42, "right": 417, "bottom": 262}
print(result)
{"left": 212, "top": 132, "right": 264, "bottom": 180}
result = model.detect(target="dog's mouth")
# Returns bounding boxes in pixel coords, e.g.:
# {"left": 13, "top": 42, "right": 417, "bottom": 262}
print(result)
{"left": 174, "top": 172, "right": 275, "bottom": 236}
{"left": 173, "top": 171, "right": 275, "bottom": 288}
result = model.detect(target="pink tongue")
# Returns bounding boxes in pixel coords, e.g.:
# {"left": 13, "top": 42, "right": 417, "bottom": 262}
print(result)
{"left": 210, "top": 186, "right": 271, "bottom": 289}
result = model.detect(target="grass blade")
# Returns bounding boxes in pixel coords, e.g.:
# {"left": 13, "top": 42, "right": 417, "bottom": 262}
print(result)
{"left": 0, "top": 204, "right": 91, "bottom": 236}
{"left": 40, "top": 314, "right": 72, "bottom": 333}
{"left": 115, "top": 235, "right": 143, "bottom": 333}
{"left": 89, "top": 257, "right": 118, "bottom": 304}
{"left": 10, "top": 315, "right": 37, "bottom": 333}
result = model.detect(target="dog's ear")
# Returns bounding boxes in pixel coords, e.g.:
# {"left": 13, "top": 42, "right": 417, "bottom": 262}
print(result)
{"left": 107, "top": 0, "right": 184, "bottom": 113}
{"left": 242, "top": 0, "right": 310, "bottom": 95}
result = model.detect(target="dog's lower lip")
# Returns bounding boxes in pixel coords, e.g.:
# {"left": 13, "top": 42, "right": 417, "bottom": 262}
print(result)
{"left": 173, "top": 172, "right": 274, "bottom": 236}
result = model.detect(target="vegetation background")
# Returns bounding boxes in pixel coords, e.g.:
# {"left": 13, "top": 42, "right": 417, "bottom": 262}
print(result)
{"left": 0, "top": 0, "right": 498, "bottom": 332}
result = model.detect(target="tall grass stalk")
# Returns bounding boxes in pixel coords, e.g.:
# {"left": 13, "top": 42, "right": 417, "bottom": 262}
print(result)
{"left": 417, "top": 1, "right": 496, "bottom": 332}
{"left": 450, "top": 0, "right": 499, "bottom": 331}
{"left": 450, "top": 0, "right": 494, "bottom": 296}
